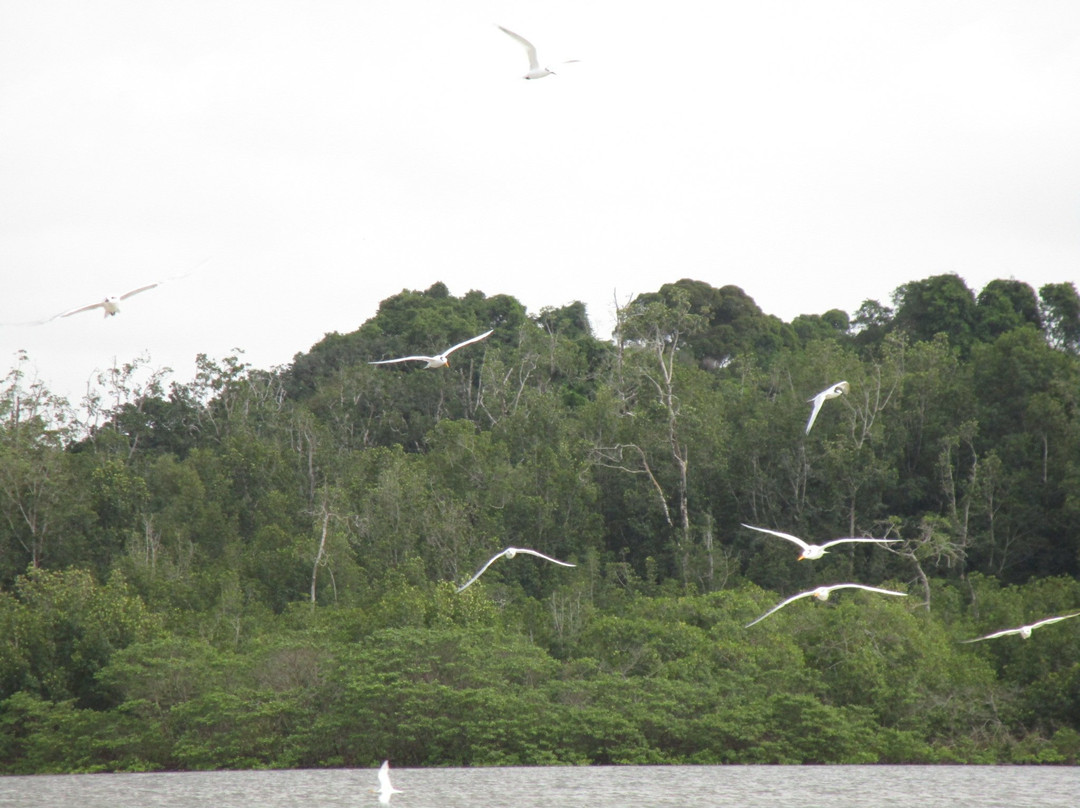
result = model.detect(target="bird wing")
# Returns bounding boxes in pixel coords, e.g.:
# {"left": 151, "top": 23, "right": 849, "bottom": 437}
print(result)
{"left": 456, "top": 549, "right": 509, "bottom": 592}
{"left": 831, "top": 583, "right": 908, "bottom": 597}
{"left": 118, "top": 282, "right": 160, "bottom": 300}
{"left": 498, "top": 26, "right": 540, "bottom": 71}
{"left": 1029, "top": 612, "right": 1080, "bottom": 630}
{"left": 443, "top": 329, "right": 494, "bottom": 357}
{"left": 368, "top": 355, "right": 435, "bottom": 365}
{"left": 740, "top": 523, "right": 810, "bottom": 552}
{"left": 377, "top": 760, "right": 392, "bottom": 791}
{"left": 805, "top": 392, "right": 826, "bottom": 434}
{"left": 820, "top": 538, "right": 898, "bottom": 550}
{"left": 511, "top": 547, "right": 576, "bottom": 567}
{"left": 745, "top": 590, "right": 815, "bottom": 627}
{"left": 961, "top": 627, "right": 1022, "bottom": 643}
{"left": 55, "top": 300, "right": 106, "bottom": 319}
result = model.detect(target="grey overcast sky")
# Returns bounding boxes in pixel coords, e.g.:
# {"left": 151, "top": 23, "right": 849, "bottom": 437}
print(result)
{"left": 2, "top": 1, "right": 1079, "bottom": 404}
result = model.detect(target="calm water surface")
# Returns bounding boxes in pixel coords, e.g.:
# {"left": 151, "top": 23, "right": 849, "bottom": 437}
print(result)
{"left": 1, "top": 765, "right": 1077, "bottom": 808}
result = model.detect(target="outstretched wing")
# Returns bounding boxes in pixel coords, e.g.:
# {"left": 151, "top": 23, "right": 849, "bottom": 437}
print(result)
{"left": 805, "top": 391, "right": 827, "bottom": 434}
{"left": 745, "top": 590, "right": 815, "bottom": 627}
{"left": 740, "top": 523, "right": 810, "bottom": 553}
{"left": 497, "top": 26, "right": 540, "bottom": 71}
{"left": 511, "top": 547, "right": 576, "bottom": 568}
{"left": 56, "top": 300, "right": 106, "bottom": 320}
{"left": 377, "top": 760, "right": 392, "bottom": 792}
{"left": 456, "top": 549, "right": 509, "bottom": 593}
{"left": 443, "top": 329, "right": 494, "bottom": 357}
{"left": 961, "top": 627, "right": 1022, "bottom": 643}
{"left": 119, "top": 282, "right": 160, "bottom": 301}
{"left": 820, "top": 537, "right": 898, "bottom": 550}
{"left": 1029, "top": 612, "right": 1080, "bottom": 631}
{"left": 833, "top": 583, "right": 907, "bottom": 597}
{"left": 368, "top": 355, "right": 435, "bottom": 365}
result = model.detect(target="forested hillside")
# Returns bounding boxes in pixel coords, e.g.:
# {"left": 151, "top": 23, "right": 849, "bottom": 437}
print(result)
{"left": 3, "top": 274, "right": 1080, "bottom": 772}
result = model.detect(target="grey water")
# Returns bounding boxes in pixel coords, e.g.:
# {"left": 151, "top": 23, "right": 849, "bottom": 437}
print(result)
{"left": 1, "top": 765, "right": 1077, "bottom": 808}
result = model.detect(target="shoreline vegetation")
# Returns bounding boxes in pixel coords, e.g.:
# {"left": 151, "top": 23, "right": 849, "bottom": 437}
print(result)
{"left": 3, "top": 275, "right": 1080, "bottom": 773}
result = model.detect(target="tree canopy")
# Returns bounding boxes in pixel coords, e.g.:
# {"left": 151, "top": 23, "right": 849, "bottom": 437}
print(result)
{"left": 3, "top": 274, "right": 1080, "bottom": 772}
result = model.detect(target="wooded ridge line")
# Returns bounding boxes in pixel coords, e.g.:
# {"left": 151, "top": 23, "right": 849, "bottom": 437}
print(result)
{"left": 2, "top": 273, "right": 1080, "bottom": 771}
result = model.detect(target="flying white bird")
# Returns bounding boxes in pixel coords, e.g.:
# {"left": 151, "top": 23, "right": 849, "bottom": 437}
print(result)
{"left": 745, "top": 583, "right": 908, "bottom": 627}
{"left": 497, "top": 25, "right": 579, "bottom": 79}
{"left": 52, "top": 283, "right": 162, "bottom": 320}
{"left": 374, "top": 760, "right": 402, "bottom": 805}
{"left": 368, "top": 329, "right": 494, "bottom": 369}
{"left": 805, "top": 381, "right": 850, "bottom": 434}
{"left": 2, "top": 259, "right": 208, "bottom": 326}
{"left": 457, "top": 547, "right": 576, "bottom": 593}
{"left": 962, "top": 612, "right": 1080, "bottom": 643}
{"left": 740, "top": 523, "right": 897, "bottom": 561}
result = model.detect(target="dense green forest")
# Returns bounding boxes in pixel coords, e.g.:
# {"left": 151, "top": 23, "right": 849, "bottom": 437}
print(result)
{"left": 3, "top": 273, "right": 1080, "bottom": 773}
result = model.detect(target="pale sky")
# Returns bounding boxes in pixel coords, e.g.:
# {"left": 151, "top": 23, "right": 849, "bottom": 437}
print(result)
{"left": 2, "top": 1, "right": 1079, "bottom": 405}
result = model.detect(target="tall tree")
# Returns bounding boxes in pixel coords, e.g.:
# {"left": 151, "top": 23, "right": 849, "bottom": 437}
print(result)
{"left": 0, "top": 361, "right": 80, "bottom": 578}
{"left": 975, "top": 279, "right": 1041, "bottom": 342}
{"left": 595, "top": 288, "right": 707, "bottom": 585}
{"left": 892, "top": 274, "right": 977, "bottom": 354}
{"left": 1039, "top": 282, "right": 1080, "bottom": 354}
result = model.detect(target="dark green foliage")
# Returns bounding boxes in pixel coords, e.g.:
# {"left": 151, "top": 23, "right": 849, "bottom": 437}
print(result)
{"left": 976, "top": 279, "right": 1042, "bottom": 341}
{"left": 792, "top": 309, "right": 850, "bottom": 344}
{"left": 0, "top": 569, "right": 159, "bottom": 709}
{"left": 285, "top": 283, "right": 529, "bottom": 400}
{"left": 851, "top": 298, "right": 894, "bottom": 348}
{"left": 2, "top": 275, "right": 1080, "bottom": 772}
{"left": 1039, "top": 282, "right": 1080, "bottom": 354}
{"left": 892, "top": 273, "right": 978, "bottom": 353}
{"left": 632, "top": 279, "right": 796, "bottom": 367}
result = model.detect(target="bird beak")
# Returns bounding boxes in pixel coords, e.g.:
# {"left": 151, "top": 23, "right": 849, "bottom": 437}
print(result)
{"left": 797, "top": 555, "right": 805, "bottom": 561}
